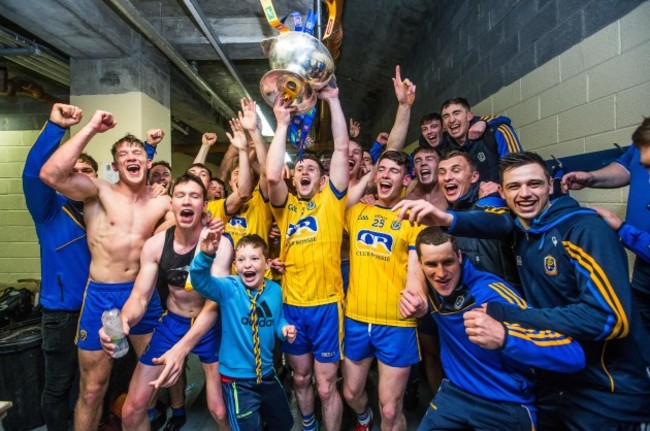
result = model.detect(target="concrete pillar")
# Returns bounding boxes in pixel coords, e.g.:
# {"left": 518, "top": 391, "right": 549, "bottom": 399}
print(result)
{"left": 69, "top": 40, "right": 172, "bottom": 180}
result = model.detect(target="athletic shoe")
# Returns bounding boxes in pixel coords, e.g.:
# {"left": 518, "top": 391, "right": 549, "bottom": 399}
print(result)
{"left": 353, "top": 409, "right": 374, "bottom": 431}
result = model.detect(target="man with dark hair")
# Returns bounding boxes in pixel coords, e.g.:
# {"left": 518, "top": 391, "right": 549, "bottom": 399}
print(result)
{"left": 208, "top": 177, "right": 227, "bottom": 200}
{"left": 103, "top": 174, "right": 233, "bottom": 431}
{"left": 414, "top": 227, "right": 584, "bottom": 430}
{"left": 150, "top": 160, "right": 173, "bottom": 194}
{"left": 418, "top": 112, "right": 444, "bottom": 148}
{"left": 267, "top": 84, "right": 349, "bottom": 431}
{"left": 40, "top": 109, "right": 171, "bottom": 430}
{"left": 489, "top": 151, "right": 650, "bottom": 429}
{"left": 562, "top": 117, "right": 650, "bottom": 333}
{"left": 23, "top": 103, "right": 99, "bottom": 431}
{"left": 343, "top": 150, "right": 428, "bottom": 431}
{"left": 439, "top": 97, "right": 522, "bottom": 182}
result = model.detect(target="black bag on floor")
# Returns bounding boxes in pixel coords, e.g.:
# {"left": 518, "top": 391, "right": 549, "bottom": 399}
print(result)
{"left": 0, "top": 288, "right": 34, "bottom": 328}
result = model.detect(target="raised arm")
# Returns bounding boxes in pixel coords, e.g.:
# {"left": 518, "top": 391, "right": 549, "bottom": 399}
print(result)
{"left": 224, "top": 118, "right": 253, "bottom": 214}
{"left": 24, "top": 103, "right": 83, "bottom": 222}
{"left": 266, "top": 98, "right": 295, "bottom": 206}
{"left": 239, "top": 97, "right": 270, "bottom": 196}
{"left": 386, "top": 65, "right": 416, "bottom": 151}
{"left": 561, "top": 162, "right": 630, "bottom": 193}
{"left": 318, "top": 82, "right": 350, "bottom": 192}
{"left": 194, "top": 132, "right": 218, "bottom": 166}
{"left": 40, "top": 110, "right": 117, "bottom": 201}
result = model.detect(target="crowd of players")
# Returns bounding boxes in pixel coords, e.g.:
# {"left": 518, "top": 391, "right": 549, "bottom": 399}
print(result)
{"left": 22, "top": 65, "right": 650, "bottom": 431}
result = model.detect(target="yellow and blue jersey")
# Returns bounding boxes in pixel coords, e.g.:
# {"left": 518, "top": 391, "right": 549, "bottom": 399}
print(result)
{"left": 345, "top": 203, "right": 424, "bottom": 327}
{"left": 270, "top": 181, "right": 347, "bottom": 306}
{"left": 206, "top": 197, "right": 230, "bottom": 224}
{"left": 225, "top": 187, "right": 273, "bottom": 246}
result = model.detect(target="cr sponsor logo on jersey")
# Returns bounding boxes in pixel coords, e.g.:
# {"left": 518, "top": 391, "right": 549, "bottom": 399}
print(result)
{"left": 288, "top": 204, "right": 298, "bottom": 213}
{"left": 287, "top": 216, "right": 318, "bottom": 239}
{"left": 229, "top": 216, "right": 248, "bottom": 231}
{"left": 356, "top": 229, "right": 393, "bottom": 255}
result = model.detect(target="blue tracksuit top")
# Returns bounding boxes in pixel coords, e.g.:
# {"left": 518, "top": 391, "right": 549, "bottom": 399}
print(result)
{"left": 430, "top": 260, "right": 584, "bottom": 406}
{"left": 23, "top": 121, "right": 90, "bottom": 311}
{"left": 486, "top": 196, "right": 650, "bottom": 422}
{"left": 191, "top": 250, "right": 289, "bottom": 379}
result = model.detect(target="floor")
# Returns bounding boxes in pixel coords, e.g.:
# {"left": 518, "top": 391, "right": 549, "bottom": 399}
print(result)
{"left": 27, "top": 361, "right": 434, "bottom": 431}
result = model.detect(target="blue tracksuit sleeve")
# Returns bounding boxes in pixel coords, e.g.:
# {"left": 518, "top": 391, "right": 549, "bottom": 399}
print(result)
{"left": 22, "top": 121, "right": 67, "bottom": 223}
{"left": 494, "top": 123, "right": 522, "bottom": 155}
{"left": 190, "top": 251, "right": 228, "bottom": 303}
{"left": 488, "top": 223, "right": 631, "bottom": 341}
{"left": 447, "top": 197, "right": 514, "bottom": 238}
{"left": 370, "top": 141, "right": 384, "bottom": 164}
{"left": 501, "top": 322, "right": 585, "bottom": 372}
{"left": 144, "top": 141, "right": 157, "bottom": 161}
{"left": 618, "top": 223, "right": 650, "bottom": 263}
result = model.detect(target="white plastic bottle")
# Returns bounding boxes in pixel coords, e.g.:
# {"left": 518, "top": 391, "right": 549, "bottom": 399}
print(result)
{"left": 101, "top": 308, "right": 129, "bottom": 358}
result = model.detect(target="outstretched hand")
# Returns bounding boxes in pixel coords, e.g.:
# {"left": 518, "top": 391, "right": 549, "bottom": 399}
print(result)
{"left": 392, "top": 199, "right": 453, "bottom": 227}
{"left": 238, "top": 97, "right": 259, "bottom": 132}
{"left": 200, "top": 214, "right": 224, "bottom": 256}
{"left": 227, "top": 118, "right": 248, "bottom": 152}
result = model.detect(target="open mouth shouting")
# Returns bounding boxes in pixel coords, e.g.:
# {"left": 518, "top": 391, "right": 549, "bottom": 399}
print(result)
{"left": 418, "top": 166, "right": 433, "bottom": 182}
{"left": 443, "top": 182, "right": 460, "bottom": 200}
{"left": 179, "top": 208, "right": 195, "bottom": 224}
{"left": 126, "top": 164, "right": 141, "bottom": 175}
{"left": 242, "top": 270, "right": 258, "bottom": 285}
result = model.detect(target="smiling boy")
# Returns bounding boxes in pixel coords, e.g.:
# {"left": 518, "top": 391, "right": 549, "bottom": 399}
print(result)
{"left": 191, "top": 233, "right": 296, "bottom": 431}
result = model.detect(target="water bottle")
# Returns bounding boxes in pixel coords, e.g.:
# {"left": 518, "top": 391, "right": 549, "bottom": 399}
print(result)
{"left": 101, "top": 308, "right": 129, "bottom": 358}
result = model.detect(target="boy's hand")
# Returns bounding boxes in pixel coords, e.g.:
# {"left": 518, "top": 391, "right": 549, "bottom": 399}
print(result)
{"left": 283, "top": 325, "right": 297, "bottom": 343}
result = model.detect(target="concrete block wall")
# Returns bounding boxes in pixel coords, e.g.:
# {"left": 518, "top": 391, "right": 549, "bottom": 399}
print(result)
{"left": 472, "top": 1, "right": 650, "bottom": 219}
{"left": 0, "top": 126, "right": 53, "bottom": 282}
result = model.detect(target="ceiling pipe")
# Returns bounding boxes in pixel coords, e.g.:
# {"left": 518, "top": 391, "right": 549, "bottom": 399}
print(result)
{"left": 182, "top": 0, "right": 251, "bottom": 99}
{"left": 0, "top": 47, "right": 39, "bottom": 56}
{"left": 106, "top": 0, "right": 236, "bottom": 119}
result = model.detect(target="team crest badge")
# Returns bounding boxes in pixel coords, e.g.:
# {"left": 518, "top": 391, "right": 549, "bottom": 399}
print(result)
{"left": 390, "top": 220, "right": 401, "bottom": 230}
{"left": 307, "top": 201, "right": 316, "bottom": 210}
{"left": 544, "top": 255, "right": 558, "bottom": 276}
{"left": 79, "top": 329, "right": 87, "bottom": 342}
{"left": 454, "top": 295, "right": 465, "bottom": 310}
{"left": 477, "top": 152, "right": 486, "bottom": 162}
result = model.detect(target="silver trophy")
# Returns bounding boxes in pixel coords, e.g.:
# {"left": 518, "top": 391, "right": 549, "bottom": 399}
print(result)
{"left": 260, "top": 32, "right": 335, "bottom": 114}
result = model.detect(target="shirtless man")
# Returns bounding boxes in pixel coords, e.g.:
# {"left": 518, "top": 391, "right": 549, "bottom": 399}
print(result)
{"left": 40, "top": 110, "right": 172, "bottom": 430}
{"left": 102, "top": 174, "right": 233, "bottom": 431}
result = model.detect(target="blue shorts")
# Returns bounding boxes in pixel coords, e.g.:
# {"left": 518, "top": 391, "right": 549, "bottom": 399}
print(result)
{"left": 139, "top": 311, "right": 221, "bottom": 365}
{"left": 280, "top": 302, "right": 343, "bottom": 362}
{"left": 76, "top": 280, "right": 163, "bottom": 351}
{"left": 344, "top": 318, "right": 420, "bottom": 367}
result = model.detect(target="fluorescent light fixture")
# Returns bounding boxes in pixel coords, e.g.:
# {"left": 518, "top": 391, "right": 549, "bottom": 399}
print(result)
{"left": 257, "top": 105, "right": 274, "bottom": 137}
{"left": 285, "top": 152, "right": 292, "bottom": 163}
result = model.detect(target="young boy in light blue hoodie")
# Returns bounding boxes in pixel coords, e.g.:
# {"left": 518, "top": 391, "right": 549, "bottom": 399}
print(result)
{"left": 190, "top": 231, "right": 295, "bottom": 431}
